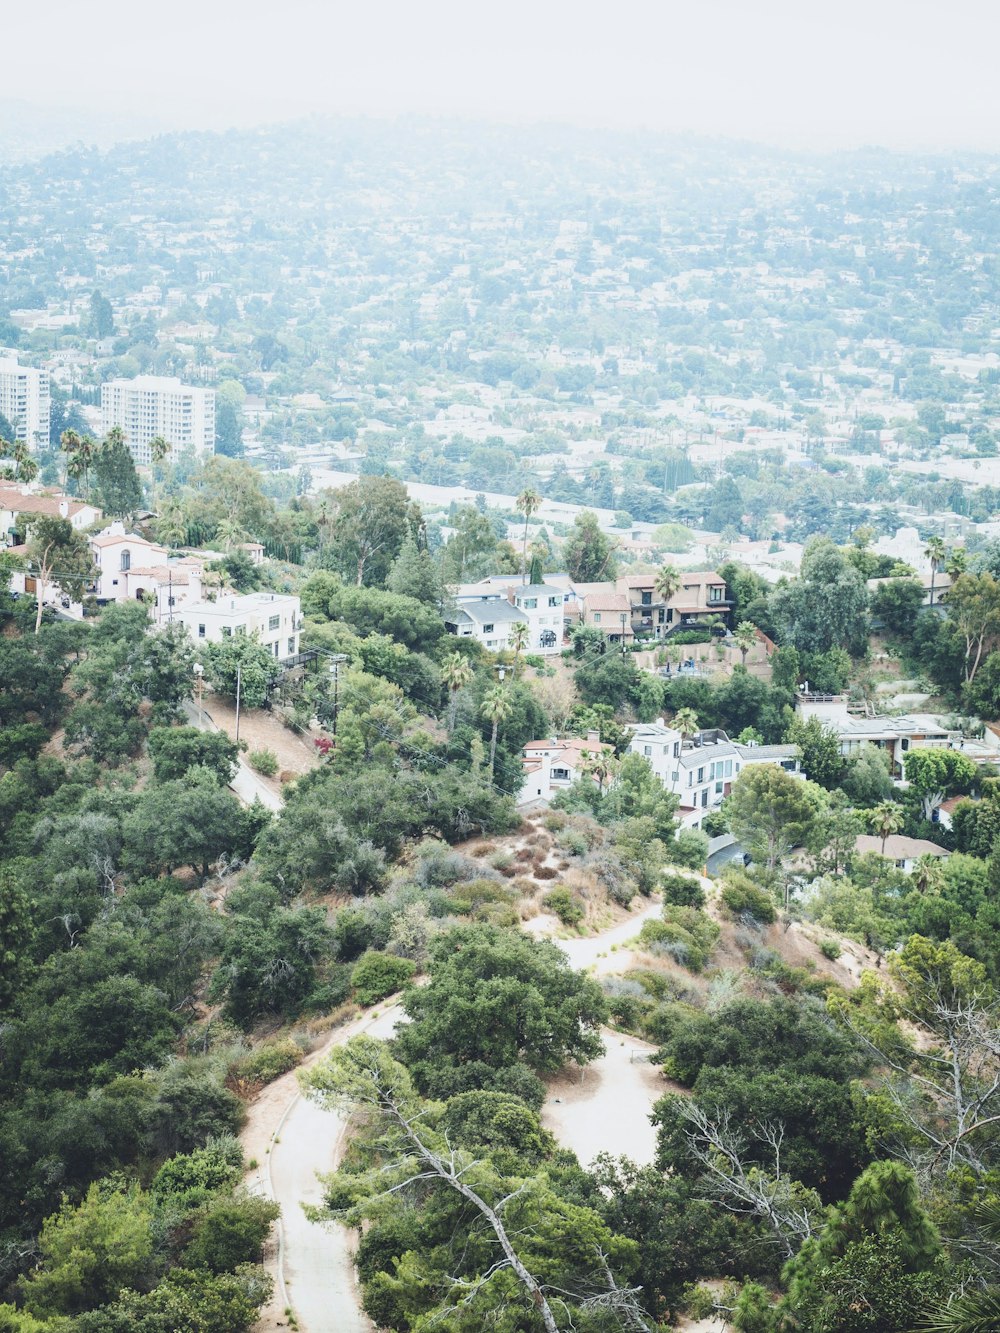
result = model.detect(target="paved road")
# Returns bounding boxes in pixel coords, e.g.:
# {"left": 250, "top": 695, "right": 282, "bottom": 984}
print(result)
{"left": 256, "top": 894, "right": 687, "bottom": 1332}
{"left": 181, "top": 700, "right": 283, "bottom": 812}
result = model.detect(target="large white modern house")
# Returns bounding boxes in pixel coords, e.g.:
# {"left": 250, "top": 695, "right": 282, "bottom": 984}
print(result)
{"left": 176, "top": 591, "right": 302, "bottom": 660}
{"left": 100, "top": 376, "right": 215, "bottom": 465}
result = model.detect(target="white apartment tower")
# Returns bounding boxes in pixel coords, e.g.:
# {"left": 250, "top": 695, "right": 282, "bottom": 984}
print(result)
{"left": 100, "top": 376, "right": 215, "bottom": 465}
{"left": 0, "top": 352, "right": 50, "bottom": 449}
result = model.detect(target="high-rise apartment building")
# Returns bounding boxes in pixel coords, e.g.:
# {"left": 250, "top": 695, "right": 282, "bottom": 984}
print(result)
{"left": 0, "top": 352, "right": 51, "bottom": 449}
{"left": 100, "top": 376, "right": 215, "bottom": 465}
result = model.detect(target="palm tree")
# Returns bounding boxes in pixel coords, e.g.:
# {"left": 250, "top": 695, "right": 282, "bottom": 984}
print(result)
{"left": 654, "top": 565, "right": 681, "bottom": 635}
{"left": 149, "top": 435, "right": 171, "bottom": 466}
{"left": 11, "top": 442, "right": 38, "bottom": 484}
{"left": 60, "top": 429, "right": 97, "bottom": 499}
{"left": 946, "top": 548, "right": 967, "bottom": 580}
{"left": 582, "top": 748, "right": 617, "bottom": 794}
{"left": 733, "top": 620, "right": 759, "bottom": 666}
{"left": 441, "top": 653, "right": 474, "bottom": 732}
{"left": 911, "top": 854, "right": 943, "bottom": 896}
{"left": 922, "top": 1199, "right": 1000, "bottom": 1331}
{"left": 216, "top": 517, "right": 250, "bottom": 552}
{"left": 925, "top": 535, "right": 946, "bottom": 607}
{"left": 481, "top": 685, "right": 513, "bottom": 779}
{"left": 156, "top": 500, "right": 189, "bottom": 549}
{"left": 672, "top": 707, "right": 700, "bottom": 741}
{"left": 870, "top": 800, "right": 904, "bottom": 856}
{"left": 508, "top": 621, "right": 530, "bottom": 676}
{"left": 515, "top": 487, "right": 542, "bottom": 584}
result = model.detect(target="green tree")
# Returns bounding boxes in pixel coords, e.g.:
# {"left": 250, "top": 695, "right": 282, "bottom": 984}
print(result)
{"left": 725, "top": 765, "right": 824, "bottom": 871}
{"left": 562, "top": 510, "right": 617, "bottom": 582}
{"left": 441, "top": 652, "right": 474, "bottom": 733}
{"left": 925, "top": 534, "right": 947, "bottom": 606}
{"left": 786, "top": 714, "right": 845, "bottom": 789}
{"left": 148, "top": 725, "right": 239, "bottom": 784}
{"left": 88, "top": 290, "right": 115, "bottom": 338}
{"left": 394, "top": 925, "right": 606, "bottom": 1098}
{"left": 202, "top": 633, "right": 282, "bottom": 709}
{"left": 22, "top": 1182, "right": 154, "bottom": 1317}
{"left": 869, "top": 799, "right": 905, "bottom": 853}
{"left": 25, "top": 515, "right": 96, "bottom": 633}
{"left": 771, "top": 536, "right": 869, "bottom": 656}
{"left": 93, "top": 427, "right": 143, "bottom": 520}
{"left": 842, "top": 744, "right": 895, "bottom": 807}
{"left": 946, "top": 572, "right": 1000, "bottom": 684}
{"left": 733, "top": 620, "right": 759, "bottom": 665}
{"left": 326, "top": 475, "right": 414, "bottom": 587}
{"left": 872, "top": 576, "right": 927, "bottom": 640}
{"left": 903, "top": 748, "right": 977, "bottom": 820}
{"left": 386, "top": 531, "right": 442, "bottom": 604}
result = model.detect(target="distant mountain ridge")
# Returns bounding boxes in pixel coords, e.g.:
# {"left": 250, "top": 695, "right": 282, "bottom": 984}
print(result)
{"left": 0, "top": 97, "right": 164, "bottom": 163}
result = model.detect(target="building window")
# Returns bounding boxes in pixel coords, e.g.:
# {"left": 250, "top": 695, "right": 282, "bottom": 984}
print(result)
{"left": 640, "top": 591, "right": 651, "bottom": 605}
{"left": 552, "top": 767, "right": 570, "bottom": 780}
{"left": 198, "top": 624, "right": 206, "bottom": 638}
{"left": 548, "top": 596, "right": 560, "bottom": 607}
{"left": 522, "top": 597, "right": 538, "bottom": 609}
{"left": 709, "top": 586, "right": 723, "bottom": 602}
{"left": 120, "top": 550, "right": 131, "bottom": 572}
{"left": 483, "top": 623, "right": 494, "bottom": 635}
{"left": 594, "top": 613, "right": 602, "bottom": 624}
{"left": 644, "top": 745, "right": 652, "bottom": 756}
{"left": 725, "top": 759, "right": 733, "bottom": 777}
{"left": 268, "top": 614, "right": 280, "bottom": 631}
{"left": 235, "top": 625, "right": 246, "bottom": 635}
{"left": 697, "top": 767, "right": 705, "bottom": 783}
{"left": 287, "top": 637, "right": 295, "bottom": 655}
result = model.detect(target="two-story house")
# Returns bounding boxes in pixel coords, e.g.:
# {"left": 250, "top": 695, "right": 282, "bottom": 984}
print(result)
{"left": 794, "top": 691, "right": 955, "bottom": 777}
{"left": 629, "top": 719, "right": 802, "bottom": 827}
{"left": 521, "top": 731, "right": 612, "bottom": 803}
{"left": 616, "top": 570, "right": 731, "bottom": 640}
{"left": 177, "top": 591, "right": 302, "bottom": 660}
{"left": 446, "top": 577, "right": 566, "bottom": 654}
{"left": 1, "top": 485, "right": 102, "bottom": 547}
{"left": 90, "top": 523, "right": 205, "bottom": 623}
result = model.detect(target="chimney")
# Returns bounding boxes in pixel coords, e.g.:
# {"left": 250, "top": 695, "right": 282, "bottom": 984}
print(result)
{"left": 58, "top": 500, "right": 69, "bottom": 519}
{"left": 586, "top": 729, "right": 600, "bottom": 743}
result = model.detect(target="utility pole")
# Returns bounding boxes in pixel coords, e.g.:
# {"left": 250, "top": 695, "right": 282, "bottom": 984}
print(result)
{"left": 620, "top": 611, "right": 628, "bottom": 659}
{"left": 235, "top": 662, "right": 242, "bottom": 745}
{"left": 327, "top": 653, "right": 348, "bottom": 738}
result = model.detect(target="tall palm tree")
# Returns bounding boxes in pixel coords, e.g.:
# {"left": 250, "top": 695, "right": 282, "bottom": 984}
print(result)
{"left": 672, "top": 707, "right": 700, "bottom": 741}
{"left": 11, "top": 442, "right": 38, "bottom": 484}
{"left": 733, "top": 620, "right": 759, "bottom": 666}
{"left": 870, "top": 801, "right": 904, "bottom": 855}
{"left": 441, "top": 653, "right": 474, "bottom": 732}
{"left": 911, "top": 853, "right": 943, "bottom": 896}
{"left": 149, "top": 435, "right": 171, "bottom": 466}
{"left": 508, "top": 621, "right": 530, "bottom": 677}
{"left": 946, "top": 548, "right": 967, "bottom": 580}
{"left": 60, "top": 429, "right": 97, "bottom": 499}
{"left": 582, "top": 748, "right": 617, "bottom": 794}
{"left": 925, "top": 535, "right": 946, "bottom": 607}
{"left": 655, "top": 564, "right": 681, "bottom": 610}
{"left": 156, "top": 500, "right": 189, "bottom": 549}
{"left": 516, "top": 487, "right": 542, "bottom": 584}
{"left": 481, "top": 685, "right": 513, "bottom": 779}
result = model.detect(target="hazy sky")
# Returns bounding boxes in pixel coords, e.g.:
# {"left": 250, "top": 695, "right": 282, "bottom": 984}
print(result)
{"left": 10, "top": 0, "right": 1000, "bottom": 151}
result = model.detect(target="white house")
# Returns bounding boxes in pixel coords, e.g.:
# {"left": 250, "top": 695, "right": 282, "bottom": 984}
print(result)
{"left": 629, "top": 719, "right": 802, "bottom": 828}
{"left": 853, "top": 834, "right": 950, "bottom": 873}
{"left": 177, "top": 590, "right": 301, "bottom": 660}
{"left": 447, "top": 577, "right": 566, "bottom": 654}
{"left": 794, "top": 691, "right": 956, "bottom": 777}
{"left": 1, "top": 485, "right": 102, "bottom": 545}
{"left": 521, "top": 732, "right": 611, "bottom": 803}
{"left": 90, "top": 523, "right": 204, "bottom": 623}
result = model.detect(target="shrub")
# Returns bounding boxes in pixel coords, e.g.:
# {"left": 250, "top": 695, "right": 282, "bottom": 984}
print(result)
{"left": 230, "top": 1038, "right": 303, "bottom": 1089}
{"left": 638, "top": 906, "right": 720, "bottom": 972}
{"left": 660, "top": 870, "right": 706, "bottom": 908}
{"left": 534, "top": 864, "right": 558, "bottom": 880}
{"left": 351, "top": 951, "right": 416, "bottom": 1006}
{"left": 543, "top": 886, "right": 585, "bottom": 928}
{"left": 248, "top": 748, "right": 279, "bottom": 777}
{"left": 719, "top": 872, "right": 777, "bottom": 924}
{"left": 668, "top": 827, "right": 710, "bottom": 870}
{"left": 819, "top": 938, "right": 842, "bottom": 961}
{"left": 558, "top": 829, "right": 589, "bottom": 857}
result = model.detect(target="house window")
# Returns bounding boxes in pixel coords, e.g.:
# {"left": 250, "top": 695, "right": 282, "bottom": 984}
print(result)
{"left": 222, "top": 626, "right": 232, "bottom": 637}
{"left": 287, "top": 637, "right": 295, "bottom": 655}
{"left": 552, "top": 767, "right": 570, "bottom": 780}
{"left": 697, "top": 767, "right": 705, "bottom": 783}
{"left": 120, "top": 550, "right": 130, "bottom": 572}
{"left": 673, "top": 742, "right": 680, "bottom": 758}
{"left": 235, "top": 625, "right": 246, "bottom": 636}
{"left": 268, "top": 614, "right": 280, "bottom": 631}
{"left": 594, "top": 613, "right": 602, "bottom": 624}
{"left": 522, "top": 597, "right": 538, "bottom": 609}
{"left": 709, "top": 586, "right": 723, "bottom": 602}
{"left": 483, "top": 623, "right": 494, "bottom": 634}
{"left": 725, "top": 759, "right": 733, "bottom": 777}
{"left": 644, "top": 745, "right": 652, "bottom": 756}
{"left": 198, "top": 624, "right": 206, "bottom": 638}
{"left": 548, "top": 596, "right": 560, "bottom": 607}
{"left": 640, "top": 591, "right": 651, "bottom": 605}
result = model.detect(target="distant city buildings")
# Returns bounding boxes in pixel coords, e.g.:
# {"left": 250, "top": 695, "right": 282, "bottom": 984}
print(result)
{"left": 0, "top": 352, "right": 50, "bottom": 449}
{"left": 100, "top": 376, "right": 215, "bottom": 465}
